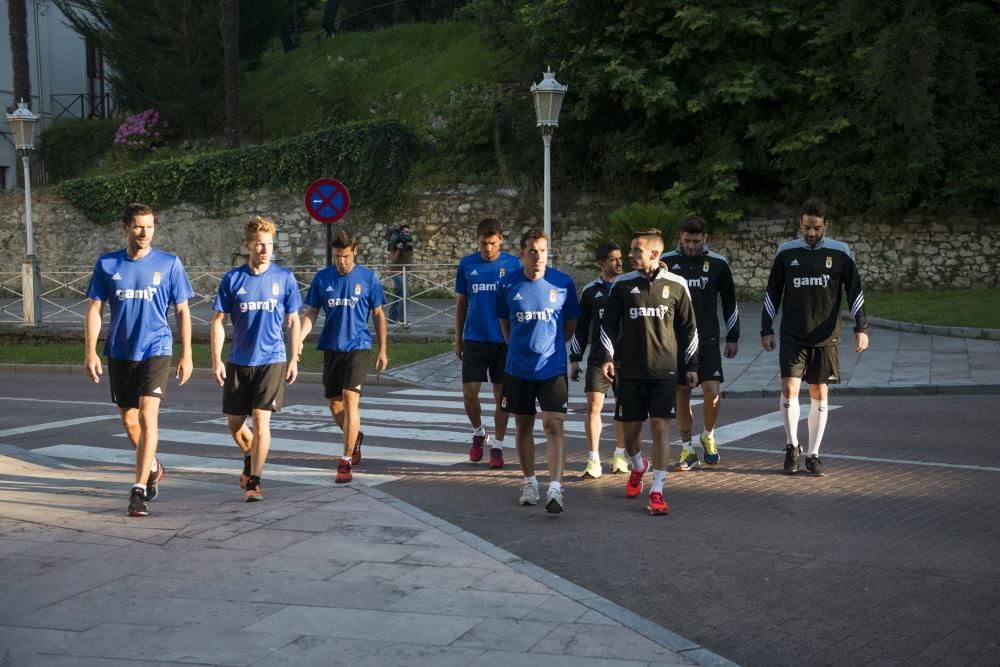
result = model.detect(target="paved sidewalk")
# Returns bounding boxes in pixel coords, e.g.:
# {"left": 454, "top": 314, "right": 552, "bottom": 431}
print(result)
{"left": 0, "top": 451, "right": 724, "bottom": 667}
{"left": 386, "top": 302, "right": 1000, "bottom": 395}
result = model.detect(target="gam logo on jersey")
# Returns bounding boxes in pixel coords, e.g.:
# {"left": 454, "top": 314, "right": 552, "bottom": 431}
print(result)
{"left": 240, "top": 298, "right": 278, "bottom": 313}
{"left": 115, "top": 287, "right": 157, "bottom": 302}
{"left": 792, "top": 275, "right": 831, "bottom": 288}
{"left": 272, "top": 281, "right": 280, "bottom": 296}
{"left": 629, "top": 305, "right": 671, "bottom": 320}
{"left": 515, "top": 308, "right": 555, "bottom": 322}
{"left": 687, "top": 277, "right": 710, "bottom": 290}
{"left": 471, "top": 283, "right": 496, "bottom": 294}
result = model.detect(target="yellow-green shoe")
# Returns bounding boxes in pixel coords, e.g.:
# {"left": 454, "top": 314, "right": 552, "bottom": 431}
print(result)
{"left": 583, "top": 459, "right": 603, "bottom": 479}
{"left": 676, "top": 446, "right": 700, "bottom": 471}
{"left": 609, "top": 453, "right": 630, "bottom": 474}
{"left": 701, "top": 432, "right": 720, "bottom": 465}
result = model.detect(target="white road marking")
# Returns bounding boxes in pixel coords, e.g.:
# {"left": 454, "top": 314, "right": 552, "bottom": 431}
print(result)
{"left": 195, "top": 418, "right": 475, "bottom": 446}
{"left": 282, "top": 404, "right": 587, "bottom": 434}
{"left": 0, "top": 396, "right": 114, "bottom": 408}
{"left": 34, "top": 445, "right": 396, "bottom": 487}
{"left": 390, "top": 388, "right": 587, "bottom": 404}
{"left": 0, "top": 415, "right": 119, "bottom": 438}
{"left": 710, "top": 407, "right": 840, "bottom": 445}
{"left": 131, "top": 429, "right": 468, "bottom": 466}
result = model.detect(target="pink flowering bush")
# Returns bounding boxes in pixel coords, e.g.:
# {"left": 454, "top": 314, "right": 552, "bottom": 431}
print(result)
{"left": 114, "top": 109, "right": 169, "bottom": 152}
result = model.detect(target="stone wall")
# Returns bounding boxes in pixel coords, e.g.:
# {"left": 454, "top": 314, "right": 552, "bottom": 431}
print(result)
{"left": 0, "top": 187, "right": 996, "bottom": 294}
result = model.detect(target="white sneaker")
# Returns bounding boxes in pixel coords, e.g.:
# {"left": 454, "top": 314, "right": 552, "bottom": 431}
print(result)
{"left": 545, "top": 486, "right": 564, "bottom": 514}
{"left": 519, "top": 483, "right": 540, "bottom": 506}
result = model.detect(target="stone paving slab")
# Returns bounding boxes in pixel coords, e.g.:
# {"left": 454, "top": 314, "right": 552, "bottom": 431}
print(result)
{"left": 0, "top": 451, "right": 716, "bottom": 666}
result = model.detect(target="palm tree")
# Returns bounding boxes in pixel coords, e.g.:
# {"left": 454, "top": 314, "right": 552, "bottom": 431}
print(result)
{"left": 7, "top": 0, "right": 32, "bottom": 108}
{"left": 221, "top": 0, "right": 240, "bottom": 148}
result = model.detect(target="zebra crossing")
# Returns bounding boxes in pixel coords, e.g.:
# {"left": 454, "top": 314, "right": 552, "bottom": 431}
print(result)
{"left": 0, "top": 387, "right": 831, "bottom": 488}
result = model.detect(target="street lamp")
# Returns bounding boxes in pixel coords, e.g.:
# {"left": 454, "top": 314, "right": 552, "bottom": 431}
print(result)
{"left": 530, "top": 68, "right": 567, "bottom": 265}
{"left": 5, "top": 100, "right": 42, "bottom": 326}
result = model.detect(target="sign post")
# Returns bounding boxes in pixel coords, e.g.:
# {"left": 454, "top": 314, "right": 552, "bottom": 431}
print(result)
{"left": 304, "top": 178, "right": 351, "bottom": 266}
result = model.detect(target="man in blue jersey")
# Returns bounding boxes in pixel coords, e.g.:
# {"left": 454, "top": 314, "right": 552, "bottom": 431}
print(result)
{"left": 455, "top": 218, "right": 522, "bottom": 469}
{"left": 302, "top": 229, "right": 388, "bottom": 484}
{"left": 497, "top": 230, "right": 579, "bottom": 513}
{"left": 211, "top": 216, "right": 302, "bottom": 501}
{"left": 84, "top": 203, "right": 195, "bottom": 517}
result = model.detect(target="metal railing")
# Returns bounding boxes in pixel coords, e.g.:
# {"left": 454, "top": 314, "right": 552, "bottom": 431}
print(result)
{"left": 50, "top": 94, "right": 118, "bottom": 121}
{"left": 0, "top": 263, "right": 459, "bottom": 332}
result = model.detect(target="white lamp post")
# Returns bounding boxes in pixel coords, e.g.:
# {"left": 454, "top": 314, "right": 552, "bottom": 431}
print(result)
{"left": 530, "top": 68, "right": 567, "bottom": 265}
{"left": 6, "top": 100, "right": 42, "bottom": 326}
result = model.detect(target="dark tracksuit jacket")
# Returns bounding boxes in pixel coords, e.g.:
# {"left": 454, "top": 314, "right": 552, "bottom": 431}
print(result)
{"left": 597, "top": 264, "right": 699, "bottom": 379}
{"left": 662, "top": 244, "right": 740, "bottom": 345}
{"left": 761, "top": 237, "right": 869, "bottom": 347}
{"left": 569, "top": 278, "right": 612, "bottom": 366}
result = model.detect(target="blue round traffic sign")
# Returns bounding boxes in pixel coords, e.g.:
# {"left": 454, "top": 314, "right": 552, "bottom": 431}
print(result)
{"left": 305, "top": 178, "right": 350, "bottom": 223}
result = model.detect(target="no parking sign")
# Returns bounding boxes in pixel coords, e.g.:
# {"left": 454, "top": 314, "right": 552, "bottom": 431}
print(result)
{"left": 305, "top": 178, "right": 350, "bottom": 223}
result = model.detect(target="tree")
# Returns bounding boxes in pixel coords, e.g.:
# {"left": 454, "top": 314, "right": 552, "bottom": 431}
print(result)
{"left": 7, "top": 0, "right": 31, "bottom": 108}
{"left": 221, "top": 0, "right": 240, "bottom": 148}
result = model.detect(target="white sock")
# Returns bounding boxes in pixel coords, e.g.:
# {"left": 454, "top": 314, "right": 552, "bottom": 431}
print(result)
{"left": 614, "top": 447, "right": 626, "bottom": 458}
{"left": 630, "top": 452, "right": 645, "bottom": 470}
{"left": 341, "top": 455, "right": 352, "bottom": 463}
{"left": 149, "top": 458, "right": 158, "bottom": 472}
{"left": 651, "top": 469, "right": 667, "bottom": 493}
{"left": 493, "top": 438, "right": 504, "bottom": 449}
{"left": 132, "top": 483, "right": 145, "bottom": 492}
{"left": 548, "top": 480, "right": 562, "bottom": 493}
{"left": 703, "top": 428, "right": 714, "bottom": 439}
{"left": 780, "top": 395, "right": 800, "bottom": 446}
{"left": 588, "top": 450, "right": 601, "bottom": 462}
{"left": 807, "top": 399, "right": 829, "bottom": 456}
{"left": 474, "top": 425, "right": 486, "bottom": 436}
{"left": 524, "top": 475, "right": 538, "bottom": 487}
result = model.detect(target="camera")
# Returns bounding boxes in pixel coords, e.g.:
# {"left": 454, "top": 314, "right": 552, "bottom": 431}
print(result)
{"left": 386, "top": 226, "right": 413, "bottom": 253}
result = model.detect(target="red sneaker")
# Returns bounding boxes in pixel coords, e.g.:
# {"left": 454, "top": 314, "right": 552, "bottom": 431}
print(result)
{"left": 626, "top": 457, "right": 648, "bottom": 498}
{"left": 351, "top": 432, "right": 364, "bottom": 466}
{"left": 469, "top": 433, "right": 485, "bottom": 462}
{"left": 239, "top": 472, "right": 250, "bottom": 489}
{"left": 489, "top": 447, "right": 504, "bottom": 469}
{"left": 336, "top": 459, "right": 352, "bottom": 483}
{"left": 647, "top": 491, "right": 669, "bottom": 515}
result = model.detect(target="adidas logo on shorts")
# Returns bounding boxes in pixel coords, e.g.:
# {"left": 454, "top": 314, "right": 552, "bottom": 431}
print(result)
{"left": 714, "top": 371, "right": 721, "bottom": 376}
{"left": 152, "top": 387, "right": 162, "bottom": 394}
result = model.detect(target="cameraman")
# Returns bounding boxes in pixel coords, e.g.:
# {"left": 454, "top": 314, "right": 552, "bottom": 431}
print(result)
{"left": 387, "top": 224, "right": 414, "bottom": 323}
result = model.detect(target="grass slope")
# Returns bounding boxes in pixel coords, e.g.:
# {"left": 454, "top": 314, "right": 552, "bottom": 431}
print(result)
{"left": 865, "top": 288, "right": 1000, "bottom": 329}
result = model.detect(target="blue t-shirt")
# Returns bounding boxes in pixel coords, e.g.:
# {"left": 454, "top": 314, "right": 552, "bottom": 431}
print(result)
{"left": 496, "top": 267, "right": 580, "bottom": 380}
{"left": 213, "top": 264, "right": 302, "bottom": 366}
{"left": 86, "top": 248, "right": 195, "bottom": 361}
{"left": 304, "top": 265, "right": 386, "bottom": 352}
{"left": 455, "top": 251, "right": 522, "bottom": 343}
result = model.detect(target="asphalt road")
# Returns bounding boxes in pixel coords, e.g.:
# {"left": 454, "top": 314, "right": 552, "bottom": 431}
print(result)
{"left": 2, "top": 373, "right": 998, "bottom": 666}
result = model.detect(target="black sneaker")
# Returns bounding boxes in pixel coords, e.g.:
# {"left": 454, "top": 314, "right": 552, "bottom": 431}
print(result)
{"left": 805, "top": 454, "right": 825, "bottom": 476}
{"left": 783, "top": 444, "right": 800, "bottom": 474}
{"left": 351, "top": 432, "right": 364, "bottom": 466}
{"left": 146, "top": 460, "right": 164, "bottom": 502}
{"left": 128, "top": 487, "right": 149, "bottom": 516}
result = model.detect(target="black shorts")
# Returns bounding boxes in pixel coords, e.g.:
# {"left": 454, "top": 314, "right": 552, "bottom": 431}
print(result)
{"left": 223, "top": 362, "right": 287, "bottom": 416}
{"left": 679, "top": 344, "right": 724, "bottom": 385}
{"left": 462, "top": 340, "right": 507, "bottom": 384}
{"left": 323, "top": 350, "right": 370, "bottom": 398}
{"left": 614, "top": 378, "right": 677, "bottom": 422}
{"left": 584, "top": 363, "right": 616, "bottom": 396}
{"left": 780, "top": 342, "right": 840, "bottom": 384}
{"left": 108, "top": 356, "right": 172, "bottom": 409}
{"left": 500, "top": 373, "right": 568, "bottom": 416}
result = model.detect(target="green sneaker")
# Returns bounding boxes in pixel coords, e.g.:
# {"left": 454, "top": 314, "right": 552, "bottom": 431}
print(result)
{"left": 609, "top": 453, "right": 630, "bottom": 474}
{"left": 700, "top": 432, "right": 720, "bottom": 465}
{"left": 582, "top": 459, "right": 603, "bottom": 479}
{"left": 676, "top": 446, "right": 700, "bottom": 471}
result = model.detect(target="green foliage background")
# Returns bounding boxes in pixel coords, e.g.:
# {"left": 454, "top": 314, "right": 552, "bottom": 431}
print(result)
{"left": 37, "top": 119, "right": 119, "bottom": 181}
{"left": 55, "top": 122, "right": 420, "bottom": 223}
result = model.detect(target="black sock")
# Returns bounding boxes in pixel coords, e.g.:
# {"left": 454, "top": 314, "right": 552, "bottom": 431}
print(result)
{"left": 248, "top": 475, "right": 260, "bottom": 485}
{"left": 243, "top": 455, "right": 252, "bottom": 474}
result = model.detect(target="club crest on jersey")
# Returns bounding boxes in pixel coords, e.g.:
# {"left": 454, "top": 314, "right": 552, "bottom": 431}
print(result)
{"left": 703, "top": 260, "right": 710, "bottom": 273}
{"left": 152, "top": 272, "right": 161, "bottom": 286}
{"left": 662, "top": 285, "right": 670, "bottom": 298}
{"left": 825, "top": 256, "right": 833, "bottom": 268}
{"left": 499, "top": 268, "right": 506, "bottom": 277}
{"left": 272, "top": 281, "right": 280, "bottom": 296}
{"left": 354, "top": 283, "right": 362, "bottom": 296}
{"left": 549, "top": 289, "right": 557, "bottom": 303}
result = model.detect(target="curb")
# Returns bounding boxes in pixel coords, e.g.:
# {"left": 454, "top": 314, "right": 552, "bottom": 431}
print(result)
{"left": 360, "top": 484, "right": 740, "bottom": 667}
{"left": 841, "top": 310, "right": 1000, "bottom": 340}
{"left": 721, "top": 384, "right": 1000, "bottom": 398}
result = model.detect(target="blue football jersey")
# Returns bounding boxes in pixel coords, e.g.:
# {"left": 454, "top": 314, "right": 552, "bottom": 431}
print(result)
{"left": 496, "top": 267, "right": 580, "bottom": 380}
{"left": 86, "top": 249, "right": 195, "bottom": 361}
{"left": 304, "top": 265, "right": 386, "bottom": 352}
{"left": 213, "top": 264, "right": 302, "bottom": 366}
{"left": 455, "top": 251, "right": 522, "bottom": 343}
